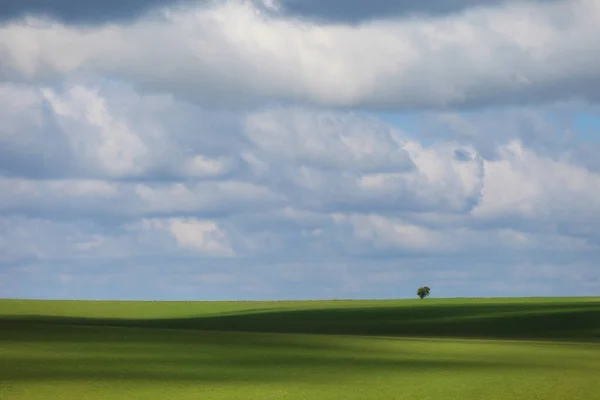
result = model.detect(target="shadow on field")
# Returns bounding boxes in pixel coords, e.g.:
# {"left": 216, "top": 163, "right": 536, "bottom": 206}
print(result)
{"left": 0, "top": 325, "right": 565, "bottom": 384}
{"left": 174, "top": 301, "right": 600, "bottom": 340}
{"left": 1, "top": 348, "right": 531, "bottom": 383}
{"left": 2, "top": 300, "right": 599, "bottom": 341}
{"left": 2, "top": 301, "right": 599, "bottom": 385}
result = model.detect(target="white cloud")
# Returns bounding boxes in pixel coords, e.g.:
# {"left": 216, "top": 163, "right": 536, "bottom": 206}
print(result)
{"left": 3, "top": 80, "right": 598, "bottom": 229}
{"left": 168, "top": 218, "right": 235, "bottom": 256}
{"left": 473, "top": 140, "right": 600, "bottom": 221}
{"left": 0, "top": 81, "right": 247, "bottom": 180}
{"left": 0, "top": 0, "right": 599, "bottom": 110}
{"left": 184, "top": 154, "right": 232, "bottom": 178}
{"left": 48, "top": 180, "right": 119, "bottom": 198}
{"left": 0, "top": 217, "right": 127, "bottom": 262}
{"left": 0, "top": 178, "right": 283, "bottom": 218}
{"left": 1, "top": 73, "right": 600, "bottom": 298}
{"left": 2, "top": 97, "right": 599, "bottom": 240}
{"left": 244, "top": 107, "right": 411, "bottom": 171}
{"left": 332, "top": 213, "right": 446, "bottom": 252}
{"left": 133, "top": 181, "right": 282, "bottom": 214}
{"left": 331, "top": 212, "right": 594, "bottom": 255}
{"left": 0, "top": 178, "right": 123, "bottom": 214}
{"left": 0, "top": 215, "right": 236, "bottom": 263}
{"left": 243, "top": 107, "right": 484, "bottom": 214}
{"left": 132, "top": 217, "right": 235, "bottom": 257}
{"left": 360, "top": 140, "right": 483, "bottom": 211}
{"left": 42, "top": 85, "right": 151, "bottom": 177}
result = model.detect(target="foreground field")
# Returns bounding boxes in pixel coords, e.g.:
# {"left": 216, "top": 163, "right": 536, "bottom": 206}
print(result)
{"left": 1, "top": 298, "right": 599, "bottom": 399}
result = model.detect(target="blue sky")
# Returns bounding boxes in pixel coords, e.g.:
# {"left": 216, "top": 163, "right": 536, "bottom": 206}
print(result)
{"left": 575, "top": 112, "right": 600, "bottom": 142}
{"left": 0, "top": 0, "right": 599, "bottom": 300}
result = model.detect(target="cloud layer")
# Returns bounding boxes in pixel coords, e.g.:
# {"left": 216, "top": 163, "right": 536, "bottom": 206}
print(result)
{"left": 1, "top": 0, "right": 600, "bottom": 110}
{"left": 1, "top": 0, "right": 599, "bottom": 299}
{"left": 0, "top": 0, "right": 557, "bottom": 24}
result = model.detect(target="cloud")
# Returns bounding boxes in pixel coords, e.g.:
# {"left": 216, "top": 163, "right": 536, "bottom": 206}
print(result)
{"left": 0, "top": 81, "right": 245, "bottom": 180}
{"left": 473, "top": 140, "right": 600, "bottom": 221}
{"left": 185, "top": 154, "right": 233, "bottom": 178}
{"left": 0, "top": 216, "right": 128, "bottom": 262}
{"left": 0, "top": 214, "right": 236, "bottom": 264}
{"left": 0, "top": 0, "right": 192, "bottom": 24}
{"left": 1, "top": 82, "right": 488, "bottom": 217}
{"left": 241, "top": 107, "right": 485, "bottom": 214}
{"left": 244, "top": 107, "right": 413, "bottom": 172}
{"left": 422, "top": 104, "right": 596, "bottom": 162}
{"left": 1, "top": 0, "right": 600, "bottom": 110}
{"left": 41, "top": 85, "right": 151, "bottom": 177}
{"left": 0, "top": 178, "right": 283, "bottom": 220}
{"left": 278, "top": 0, "right": 522, "bottom": 23}
{"left": 132, "top": 218, "right": 235, "bottom": 256}
{"left": 1, "top": 75, "right": 599, "bottom": 299}
{"left": 132, "top": 181, "right": 282, "bottom": 215}
{"left": 0, "top": 0, "right": 544, "bottom": 25}
{"left": 2, "top": 0, "right": 600, "bottom": 301}
{"left": 0, "top": 83, "right": 76, "bottom": 178}
{"left": 330, "top": 213, "right": 594, "bottom": 257}
{"left": 1, "top": 82, "right": 598, "bottom": 228}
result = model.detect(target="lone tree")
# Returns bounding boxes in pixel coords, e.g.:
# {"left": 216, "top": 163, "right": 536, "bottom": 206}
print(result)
{"left": 417, "top": 286, "right": 431, "bottom": 299}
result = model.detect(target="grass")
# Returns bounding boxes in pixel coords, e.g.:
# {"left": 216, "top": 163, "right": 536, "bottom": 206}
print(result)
{"left": 1, "top": 297, "right": 599, "bottom": 399}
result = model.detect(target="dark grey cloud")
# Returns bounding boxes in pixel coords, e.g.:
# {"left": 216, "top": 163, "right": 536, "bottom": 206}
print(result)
{"left": 0, "top": 0, "right": 552, "bottom": 25}
{"left": 0, "top": 0, "right": 191, "bottom": 24}
{"left": 279, "top": 0, "right": 528, "bottom": 23}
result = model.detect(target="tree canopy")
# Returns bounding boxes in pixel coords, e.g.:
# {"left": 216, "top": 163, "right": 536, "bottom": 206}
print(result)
{"left": 417, "top": 286, "right": 430, "bottom": 299}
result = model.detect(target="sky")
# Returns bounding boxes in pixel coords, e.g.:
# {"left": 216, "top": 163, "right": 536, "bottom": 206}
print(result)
{"left": 0, "top": 0, "right": 599, "bottom": 301}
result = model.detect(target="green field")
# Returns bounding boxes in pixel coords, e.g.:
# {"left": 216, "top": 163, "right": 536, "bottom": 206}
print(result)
{"left": 1, "top": 297, "right": 599, "bottom": 399}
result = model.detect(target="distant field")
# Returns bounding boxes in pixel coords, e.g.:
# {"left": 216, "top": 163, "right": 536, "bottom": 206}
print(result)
{"left": 1, "top": 297, "right": 599, "bottom": 399}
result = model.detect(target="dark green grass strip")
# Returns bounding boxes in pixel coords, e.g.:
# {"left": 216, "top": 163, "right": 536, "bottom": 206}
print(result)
{"left": 2, "top": 298, "right": 599, "bottom": 341}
